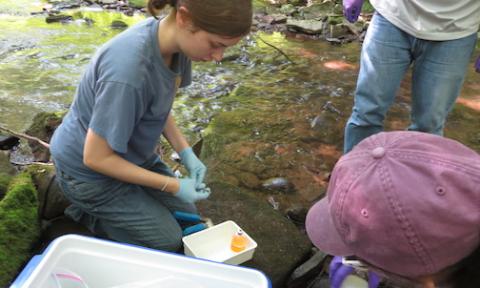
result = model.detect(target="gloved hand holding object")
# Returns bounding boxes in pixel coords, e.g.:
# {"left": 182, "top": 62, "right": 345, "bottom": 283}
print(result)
{"left": 179, "top": 147, "right": 207, "bottom": 188}
{"left": 176, "top": 178, "right": 211, "bottom": 203}
{"left": 475, "top": 55, "right": 480, "bottom": 73}
{"left": 329, "top": 256, "right": 380, "bottom": 288}
{"left": 343, "top": 0, "right": 364, "bottom": 23}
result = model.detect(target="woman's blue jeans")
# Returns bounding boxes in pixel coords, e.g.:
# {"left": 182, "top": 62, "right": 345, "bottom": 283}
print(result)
{"left": 56, "top": 156, "right": 196, "bottom": 252}
{"left": 343, "top": 12, "right": 478, "bottom": 153}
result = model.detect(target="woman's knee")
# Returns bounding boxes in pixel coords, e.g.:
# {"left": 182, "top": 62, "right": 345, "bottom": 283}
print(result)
{"left": 145, "top": 227, "right": 183, "bottom": 252}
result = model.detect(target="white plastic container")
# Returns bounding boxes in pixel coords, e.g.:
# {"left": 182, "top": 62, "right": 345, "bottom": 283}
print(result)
{"left": 183, "top": 220, "right": 257, "bottom": 265}
{"left": 11, "top": 234, "right": 269, "bottom": 288}
{"left": 340, "top": 275, "right": 368, "bottom": 288}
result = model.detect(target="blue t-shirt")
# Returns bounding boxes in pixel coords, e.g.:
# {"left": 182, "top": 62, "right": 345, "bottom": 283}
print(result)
{"left": 50, "top": 17, "right": 192, "bottom": 181}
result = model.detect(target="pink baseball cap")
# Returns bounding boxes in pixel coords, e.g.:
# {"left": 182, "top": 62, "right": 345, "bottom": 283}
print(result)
{"left": 306, "top": 131, "right": 480, "bottom": 278}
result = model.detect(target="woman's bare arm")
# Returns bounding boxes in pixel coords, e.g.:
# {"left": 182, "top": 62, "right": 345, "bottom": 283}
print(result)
{"left": 83, "top": 128, "right": 180, "bottom": 193}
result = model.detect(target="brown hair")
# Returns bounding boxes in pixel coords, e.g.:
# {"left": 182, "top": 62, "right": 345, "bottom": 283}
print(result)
{"left": 147, "top": 0, "right": 252, "bottom": 37}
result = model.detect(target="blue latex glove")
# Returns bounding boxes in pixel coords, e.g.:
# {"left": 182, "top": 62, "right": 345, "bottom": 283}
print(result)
{"left": 343, "top": 0, "right": 364, "bottom": 23}
{"left": 179, "top": 147, "right": 207, "bottom": 188}
{"left": 329, "top": 256, "right": 381, "bottom": 288}
{"left": 176, "top": 178, "right": 211, "bottom": 203}
{"left": 475, "top": 55, "right": 480, "bottom": 73}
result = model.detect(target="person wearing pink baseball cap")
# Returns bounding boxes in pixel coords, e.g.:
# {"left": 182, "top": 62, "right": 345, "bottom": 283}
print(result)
{"left": 306, "top": 131, "right": 480, "bottom": 288}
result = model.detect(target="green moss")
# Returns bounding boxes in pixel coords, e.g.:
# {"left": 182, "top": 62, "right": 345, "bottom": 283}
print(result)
{"left": 362, "top": 0, "right": 375, "bottom": 13}
{"left": 0, "top": 172, "right": 40, "bottom": 287}
{"left": 328, "top": 16, "right": 344, "bottom": 25}
{"left": 25, "top": 112, "right": 64, "bottom": 139}
{"left": 253, "top": 0, "right": 268, "bottom": 10}
{"left": 0, "top": 173, "right": 12, "bottom": 200}
{"left": 128, "top": 0, "right": 146, "bottom": 8}
{"left": 0, "top": 153, "right": 15, "bottom": 176}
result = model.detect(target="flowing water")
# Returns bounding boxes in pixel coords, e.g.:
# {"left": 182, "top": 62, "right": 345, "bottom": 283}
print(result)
{"left": 1, "top": 1, "right": 479, "bottom": 205}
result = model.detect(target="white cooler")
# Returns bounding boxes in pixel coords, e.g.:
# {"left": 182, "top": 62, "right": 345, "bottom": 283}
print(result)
{"left": 11, "top": 234, "right": 270, "bottom": 288}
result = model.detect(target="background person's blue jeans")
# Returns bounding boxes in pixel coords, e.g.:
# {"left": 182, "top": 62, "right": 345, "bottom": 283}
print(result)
{"left": 344, "top": 12, "right": 478, "bottom": 153}
{"left": 56, "top": 155, "right": 197, "bottom": 252}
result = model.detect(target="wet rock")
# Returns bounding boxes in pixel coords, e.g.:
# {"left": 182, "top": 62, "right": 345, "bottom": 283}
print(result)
{"left": 52, "top": 0, "right": 82, "bottom": 10}
{"left": 25, "top": 112, "right": 63, "bottom": 162}
{"left": 287, "top": 0, "right": 306, "bottom": 6}
{"left": 27, "top": 165, "right": 70, "bottom": 221}
{"left": 286, "top": 206, "right": 308, "bottom": 227}
{"left": 287, "top": 248, "right": 328, "bottom": 288}
{"left": 111, "top": 20, "right": 128, "bottom": 30}
{"left": 310, "top": 114, "right": 327, "bottom": 130}
{"left": 298, "top": 2, "right": 335, "bottom": 20}
{"left": 97, "top": 0, "right": 116, "bottom": 4}
{"left": 222, "top": 53, "right": 242, "bottom": 62}
{"left": 322, "top": 101, "right": 342, "bottom": 115}
{"left": 262, "top": 177, "right": 295, "bottom": 193}
{"left": 325, "top": 37, "right": 343, "bottom": 44}
{"left": 328, "top": 23, "right": 351, "bottom": 38}
{"left": 0, "top": 135, "right": 19, "bottom": 150}
{"left": 280, "top": 4, "right": 297, "bottom": 15}
{"left": 286, "top": 19, "right": 325, "bottom": 35}
{"left": 329, "top": 87, "right": 344, "bottom": 98}
{"left": 197, "top": 181, "right": 312, "bottom": 288}
{"left": 262, "top": 13, "right": 288, "bottom": 25}
{"left": 333, "top": 3, "right": 344, "bottom": 15}
{"left": 238, "top": 171, "right": 262, "bottom": 189}
{"left": 45, "top": 14, "right": 73, "bottom": 23}
{"left": 267, "top": 195, "right": 280, "bottom": 210}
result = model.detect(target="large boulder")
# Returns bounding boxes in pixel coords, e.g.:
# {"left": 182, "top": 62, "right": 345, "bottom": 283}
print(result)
{"left": 197, "top": 181, "right": 312, "bottom": 288}
{"left": 198, "top": 103, "right": 316, "bottom": 287}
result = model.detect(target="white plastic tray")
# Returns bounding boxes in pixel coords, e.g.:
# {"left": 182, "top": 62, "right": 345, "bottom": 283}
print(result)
{"left": 183, "top": 220, "right": 257, "bottom": 265}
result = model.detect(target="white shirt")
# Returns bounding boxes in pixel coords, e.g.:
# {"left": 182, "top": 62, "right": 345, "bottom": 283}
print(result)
{"left": 370, "top": 0, "right": 480, "bottom": 41}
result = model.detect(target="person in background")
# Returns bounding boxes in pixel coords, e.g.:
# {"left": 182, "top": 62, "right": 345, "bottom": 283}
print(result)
{"left": 306, "top": 131, "right": 480, "bottom": 288}
{"left": 50, "top": 0, "right": 252, "bottom": 251}
{"left": 342, "top": 0, "right": 480, "bottom": 153}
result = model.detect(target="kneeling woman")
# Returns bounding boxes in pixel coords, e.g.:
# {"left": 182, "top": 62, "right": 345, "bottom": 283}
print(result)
{"left": 50, "top": 0, "right": 252, "bottom": 251}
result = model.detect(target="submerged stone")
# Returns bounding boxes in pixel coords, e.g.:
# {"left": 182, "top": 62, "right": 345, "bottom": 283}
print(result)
{"left": 111, "top": 20, "right": 129, "bottom": 30}
{"left": 46, "top": 14, "right": 73, "bottom": 23}
{"left": 262, "top": 177, "right": 295, "bottom": 193}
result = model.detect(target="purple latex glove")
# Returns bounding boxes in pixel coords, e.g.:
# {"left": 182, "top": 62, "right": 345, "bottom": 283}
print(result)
{"left": 343, "top": 0, "right": 364, "bottom": 23}
{"left": 475, "top": 55, "right": 480, "bottom": 73}
{"left": 329, "top": 256, "right": 381, "bottom": 288}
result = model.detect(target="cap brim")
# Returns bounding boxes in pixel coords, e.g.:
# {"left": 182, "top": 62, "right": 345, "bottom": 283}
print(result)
{"left": 306, "top": 198, "right": 354, "bottom": 256}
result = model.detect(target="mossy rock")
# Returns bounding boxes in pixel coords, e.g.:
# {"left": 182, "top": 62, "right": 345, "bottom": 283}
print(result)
{"left": 0, "top": 173, "right": 12, "bottom": 201}
{"left": 128, "top": 0, "right": 146, "bottom": 9}
{"left": 299, "top": 2, "right": 336, "bottom": 20}
{"left": 24, "top": 112, "right": 64, "bottom": 162}
{"left": 199, "top": 106, "right": 314, "bottom": 286}
{"left": 0, "top": 172, "right": 40, "bottom": 287}
{"left": 0, "top": 152, "right": 15, "bottom": 176}
{"left": 0, "top": 152, "right": 15, "bottom": 201}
